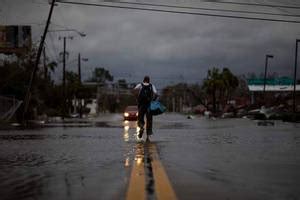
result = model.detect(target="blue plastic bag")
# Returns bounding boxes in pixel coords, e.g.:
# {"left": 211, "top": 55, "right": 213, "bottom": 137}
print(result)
{"left": 149, "top": 101, "right": 166, "bottom": 115}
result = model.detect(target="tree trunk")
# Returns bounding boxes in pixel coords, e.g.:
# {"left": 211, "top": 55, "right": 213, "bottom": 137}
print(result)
{"left": 212, "top": 86, "right": 217, "bottom": 113}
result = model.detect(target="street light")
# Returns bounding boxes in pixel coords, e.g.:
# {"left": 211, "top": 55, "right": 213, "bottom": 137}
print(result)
{"left": 49, "top": 29, "right": 86, "bottom": 37}
{"left": 48, "top": 0, "right": 58, "bottom": 6}
{"left": 293, "top": 39, "right": 300, "bottom": 113}
{"left": 263, "top": 54, "right": 274, "bottom": 100}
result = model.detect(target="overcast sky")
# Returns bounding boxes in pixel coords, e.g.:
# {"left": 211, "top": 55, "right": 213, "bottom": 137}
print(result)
{"left": 1, "top": 0, "right": 300, "bottom": 89}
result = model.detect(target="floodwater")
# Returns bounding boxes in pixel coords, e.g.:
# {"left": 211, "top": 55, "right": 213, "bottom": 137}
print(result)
{"left": 0, "top": 114, "right": 299, "bottom": 200}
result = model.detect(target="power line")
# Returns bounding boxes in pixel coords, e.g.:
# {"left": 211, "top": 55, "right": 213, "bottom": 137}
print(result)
{"left": 203, "top": 0, "right": 300, "bottom": 10}
{"left": 0, "top": 0, "right": 8, "bottom": 24}
{"left": 57, "top": 0, "right": 300, "bottom": 24}
{"left": 94, "top": 0, "right": 300, "bottom": 18}
{"left": 31, "top": 0, "right": 48, "bottom": 5}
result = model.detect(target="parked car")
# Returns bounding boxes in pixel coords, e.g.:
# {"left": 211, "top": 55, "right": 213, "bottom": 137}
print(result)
{"left": 124, "top": 105, "right": 138, "bottom": 121}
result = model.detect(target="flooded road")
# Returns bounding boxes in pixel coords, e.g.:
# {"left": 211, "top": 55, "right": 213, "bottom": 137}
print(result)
{"left": 0, "top": 114, "right": 300, "bottom": 200}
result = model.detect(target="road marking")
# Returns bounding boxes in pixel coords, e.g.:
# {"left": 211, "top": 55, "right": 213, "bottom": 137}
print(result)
{"left": 126, "top": 142, "right": 178, "bottom": 200}
{"left": 126, "top": 143, "right": 146, "bottom": 200}
{"left": 148, "top": 143, "right": 178, "bottom": 200}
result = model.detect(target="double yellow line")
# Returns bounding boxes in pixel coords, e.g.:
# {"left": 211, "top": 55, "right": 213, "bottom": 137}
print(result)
{"left": 126, "top": 142, "right": 178, "bottom": 200}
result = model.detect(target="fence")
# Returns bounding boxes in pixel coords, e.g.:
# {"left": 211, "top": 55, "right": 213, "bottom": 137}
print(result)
{"left": 0, "top": 96, "right": 23, "bottom": 121}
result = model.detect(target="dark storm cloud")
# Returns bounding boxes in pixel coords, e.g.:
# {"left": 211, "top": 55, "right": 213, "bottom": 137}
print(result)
{"left": 2, "top": 0, "right": 300, "bottom": 88}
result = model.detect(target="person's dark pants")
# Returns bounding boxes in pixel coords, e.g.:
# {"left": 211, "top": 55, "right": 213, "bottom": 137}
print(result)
{"left": 137, "top": 103, "right": 152, "bottom": 134}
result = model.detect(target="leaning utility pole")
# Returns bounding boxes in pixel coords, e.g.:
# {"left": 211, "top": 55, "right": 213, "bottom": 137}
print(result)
{"left": 22, "top": 0, "right": 56, "bottom": 122}
{"left": 43, "top": 47, "right": 47, "bottom": 79}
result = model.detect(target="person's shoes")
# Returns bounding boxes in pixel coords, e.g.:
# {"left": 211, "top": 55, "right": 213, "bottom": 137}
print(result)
{"left": 146, "top": 136, "right": 151, "bottom": 142}
{"left": 138, "top": 127, "right": 144, "bottom": 139}
{"left": 147, "top": 130, "right": 153, "bottom": 136}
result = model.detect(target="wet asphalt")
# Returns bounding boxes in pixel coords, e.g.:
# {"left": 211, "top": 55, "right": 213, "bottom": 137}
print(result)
{"left": 0, "top": 113, "right": 300, "bottom": 200}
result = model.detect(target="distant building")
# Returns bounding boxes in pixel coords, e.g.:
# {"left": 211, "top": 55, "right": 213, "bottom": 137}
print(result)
{"left": 0, "top": 25, "right": 32, "bottom": 55}
{"left": 247, "top": 77, "right": 300, "bottom": 104}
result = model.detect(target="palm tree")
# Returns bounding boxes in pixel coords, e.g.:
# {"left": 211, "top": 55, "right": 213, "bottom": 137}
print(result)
{"left": 202, "top": 67, "right": 223, "bottom": 113}
{"left": 221, "top": 68, "right": 239, "bottom": 105}
{"left": 90, "top": 67, "right": 114, "bottom": 84}
{"left": 202, "top": 67, "right": 238, "bottom": 114}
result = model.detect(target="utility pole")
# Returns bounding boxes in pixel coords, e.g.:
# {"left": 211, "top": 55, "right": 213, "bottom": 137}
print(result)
{"left": 78, "top": 53, "right": 82, "bottom": 117}
{"left": 43, "top": 47, "right": 47, "bottom": 79}
{"left": 78, "top": 53, "right": 81, "bottom": 83}
{"left": 22, "top": 0, "right": 56, "bottom": 122}
{"left": 59, "top": 36, "right": 72, "bottom": 118}
{"left": 49, "top": 30, "right": 85, "bottom": 119}
{"left": 263, "top": 54, "right": 274, "bottom": 100}
{"left": 293, "top": 39, "right": 300, "bottom": 113}
{"left": 62, "top": 37, "right": 66, "bottom": 119}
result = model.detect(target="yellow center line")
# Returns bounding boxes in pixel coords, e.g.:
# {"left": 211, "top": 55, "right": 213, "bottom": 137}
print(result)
{"left": 126, "top": 143, "right": 146, "bottom": 200}
{"left": 148, "top": 143, "right": 178, "bottom": 200}
{"left": 126, "top": 142, "right": 178, "bottom": 200}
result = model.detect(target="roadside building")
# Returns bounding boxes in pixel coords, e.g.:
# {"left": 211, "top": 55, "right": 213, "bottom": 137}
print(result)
{"left": 247, "top": 77, "right": 300, "bottom": 108}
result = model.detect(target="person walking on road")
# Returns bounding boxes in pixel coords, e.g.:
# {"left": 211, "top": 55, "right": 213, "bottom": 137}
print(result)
{"left": 133, "top": 76, "right": 158, "bottom": 139}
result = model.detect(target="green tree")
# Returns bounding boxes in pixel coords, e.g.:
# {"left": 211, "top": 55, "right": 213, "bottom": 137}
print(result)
{"left": 0, "top": 48, "right": 61, "bottom": 120}
{"left": 202, "top": 67, "right": 223, "bottom": 113}
{"left": 87, "top": 67, "right": 114, "bottom": 113}
{"left": 66, "top": 71, "right": 80, "bottom": 94}
{"left": 202, "top": 67, "right": 238, "bottom": 113}
{"left": 89, "top": 67, "right": 113, "bottom": 84}
{"left": 221, "top": 68, "right": 239, "bottom": 104}
{"left": 65, "top": 71, "right": 81, "bottom": 114}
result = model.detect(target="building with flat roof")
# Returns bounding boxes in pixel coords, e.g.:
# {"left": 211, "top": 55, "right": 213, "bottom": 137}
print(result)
{"left": 247, "top": 77, "right": 300, "bottom": 105}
